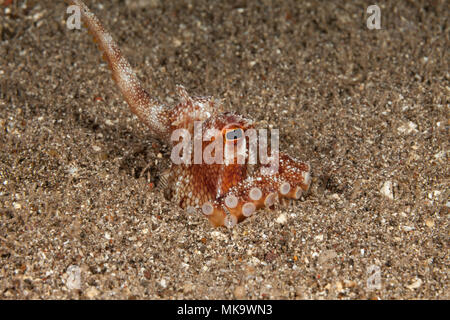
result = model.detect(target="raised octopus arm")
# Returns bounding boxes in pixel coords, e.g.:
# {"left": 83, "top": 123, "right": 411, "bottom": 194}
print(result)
{"left": 66, "top": 0, "right": 171, "bottom": 138}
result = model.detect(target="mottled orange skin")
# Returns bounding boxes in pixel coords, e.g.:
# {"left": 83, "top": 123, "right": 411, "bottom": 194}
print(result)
{"left": 68, "top": 0, "right": 311, "bottom": 227}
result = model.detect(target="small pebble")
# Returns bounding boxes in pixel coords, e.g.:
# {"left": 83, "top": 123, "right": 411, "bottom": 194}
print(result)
{"left": 318, "top": 249, "right": 337, "bottom": 264}
{"left": 380, "top": 181, "right": 394, "bottom": 200}
{"left": 397, "top": 121, "right": 418, "bottom": 134}
{"left": 275, "top": 213, "right": 287, "bottom": 224}
{"left": 335, "top": 281, "right": 344, "bottom": 293}
{"left": 314, "top": 234, "right": 324, "bottom": 241}
{"left": 85, "top": 286, "right": 99, "bottom": 298}
{"left": 406, "top": 278, "right": 422, "bottom": 290}
{"left": 233, "top": 285, "right": 246, "bottom": 299}
{"left": 65, "top": 265, "right": 81, "bottom": 290}
{"left": 344, "top": 280, "right": 357, "bottom": 288}
{"left": 172, "top": 38, "right": 182, "bottom": 47}
{"left": 183, "top": 282, "right": 194, "bottom": 294}
{"left": 402, "top": 225, "right": 415, "bottom": 232}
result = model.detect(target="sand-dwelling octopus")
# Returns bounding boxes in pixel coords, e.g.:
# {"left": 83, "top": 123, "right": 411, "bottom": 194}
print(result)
{"left": 65, "top": 0, "right": 311, "bottom": 227}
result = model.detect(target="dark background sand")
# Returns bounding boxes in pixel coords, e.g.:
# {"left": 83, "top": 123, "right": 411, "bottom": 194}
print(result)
{"left": 0, "top": 0, "right": 448, "bottom": 299}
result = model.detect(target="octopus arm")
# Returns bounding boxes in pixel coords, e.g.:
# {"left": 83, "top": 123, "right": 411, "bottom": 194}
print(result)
{"left": 201, "top": 153, "right": 311, "bottom": 227}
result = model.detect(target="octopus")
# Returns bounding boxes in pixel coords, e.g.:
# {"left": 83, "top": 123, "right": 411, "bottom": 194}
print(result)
{"left": 66, "top": 0, "right": 311, "bottom": 227}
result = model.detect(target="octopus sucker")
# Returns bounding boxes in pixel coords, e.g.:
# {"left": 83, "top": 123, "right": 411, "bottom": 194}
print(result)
{"left": 242, "top": 202, "right": 256, "bottom": 217}
{"left": 201, "top": 202, "right": 214, "bottom": 216}
{"left": 224, "top": 195, "right": 238, "bottom": 209}
{"left": 224, "top": 200, "right": 255, "bottom": 222}
{"left": 279, "top": 182, "right": 291, "bottom": 195}
{"left": 66, "top": 0, "right": 312, "bottom": 228}
{"left": 223, "top": 215, "right": 238, "bottom": 229}
{"left": 301, "top": 171, "right": 312, "bottom": 190}
{"left": 249, "top": 187, "right": 263, "bottom": 201}
{"left": 264, "top": 192, "right": 278, "bottom": 207}
{"left": 289, "top": 186, "right": 303, "bottom": 200}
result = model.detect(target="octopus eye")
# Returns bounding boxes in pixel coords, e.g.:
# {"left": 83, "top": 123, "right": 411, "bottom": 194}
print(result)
{"left": 225, "top": 128, "right": 243, "bottom": 141}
